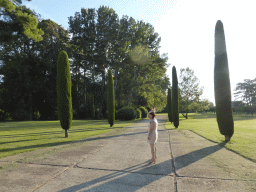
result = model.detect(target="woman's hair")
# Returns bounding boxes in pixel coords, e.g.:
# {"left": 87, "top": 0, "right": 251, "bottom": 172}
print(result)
{"left": 149, "top": 111, "right": 156, "bottom": 119}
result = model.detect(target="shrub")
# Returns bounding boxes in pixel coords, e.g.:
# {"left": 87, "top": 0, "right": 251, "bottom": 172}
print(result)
{"left": 11, "top": 109, "right": 30, "bottom": 121}
{"left": 139, "top": 106, "right": 148, "bottom": 118}
{"left": 135, "top": 108, "right": 141, "bottom": 119}
{"left": 117, "top": 107, "right": 136, "bottom": 120}
{"left": 33, "top": 111, "right": 41, "bottom": 120}
{"left": 115, "top": 110, "right": 118, "bottom": 120}
{"left": 0, "top": 109, "right": 9, "bottom": 121}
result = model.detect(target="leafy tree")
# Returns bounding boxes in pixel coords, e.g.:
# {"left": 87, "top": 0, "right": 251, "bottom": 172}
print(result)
{"left": 167, "top": 88, "right": 173, "bottom": 123}
{"left": 172, "top": 66, "right": 179, "bottom": 128}
{"left": 96, "top": 6, "right": 119, "bottom": 116}
{"left": 68, "top": 8, "right": 97, "bottom": 119}
{"left": 234, "top": 78, "right": 256, "bottom": 105}
{"left": 114, "top": 17, "right": 169, "bottom": 111}
{"left": 179, "top": 67, "right": 204, "bottom": 118}
{"left": 0, "top": 4, "right": 170, "bottom": 121}
{"left": 107, "top": 69, "right": 115, "bottom": 127}
{"left": 0, "top": 17, "right": 70, "bottom": 120}
{"left": 196, "top": 99, "right": 214, "bottom": 112}
{"left": 57, "top": 50, "right": 73, "bottom": 137}
{"left": 214, "top": 20, "right": 234, "bottom": 141}
{"left": 9, "top": 0, "right": 32, "bottom": 6}
{"left": 241, "top": 105, "right": 256, "bottom": 115}
{"left": 0, "top": 0, "right": 44, "bottom": 42}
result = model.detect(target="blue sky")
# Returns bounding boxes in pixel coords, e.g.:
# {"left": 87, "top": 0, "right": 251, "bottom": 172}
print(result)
{"left": 23, "top": 0, "right": 256, "bottom": 104}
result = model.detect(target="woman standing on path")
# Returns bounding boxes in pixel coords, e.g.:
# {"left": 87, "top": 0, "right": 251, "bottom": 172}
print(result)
{"left": 147, "top": 111, "right": 158, "bottom": 164}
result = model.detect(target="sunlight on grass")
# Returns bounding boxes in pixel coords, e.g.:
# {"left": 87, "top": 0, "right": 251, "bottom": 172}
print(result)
{"left": 165, "top": 113, "right": 256, "bottom": 163}
{"left": 0, "top": 119, "right": 142, "bottom": 159}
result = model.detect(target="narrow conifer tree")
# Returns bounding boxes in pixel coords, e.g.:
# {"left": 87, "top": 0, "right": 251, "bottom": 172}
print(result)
{"left": 167, "top": 88, "right": 173, "bottom": 123}
{"left": 56, "top": 50, "right": 73, "bottom": 137}
{"left": 107, "top": 70, "right": 115, "bottom": 127}
{"left": 172, "top": 66, "right": 179, "bottom": 128}
{"left": 214, "top": 20, "right": 234, "bottom": 141}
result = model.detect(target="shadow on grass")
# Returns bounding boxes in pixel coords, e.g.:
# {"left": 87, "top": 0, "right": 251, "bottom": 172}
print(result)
{"left": 0, "top": 130, "right": 147, "bottom": 155}
{"left": 57, "top": 141, "right": 227, "bottom": 192}
{"left": 0, "top": 141, "right": 73, "bottom": 153}
{"left": 0, "top": 118, "right": 168, "bottom": 158}
{"left": 0, "top": 138, "right": 43, "bottom": 145}
{"left": 179, "top": 113, "right": 256, "bottom": 121}
{"left": 185, "top": 113, "right": 216, "bottom": 119}
{"left": 233, "top": 114, "right": 256, "bottom": 121}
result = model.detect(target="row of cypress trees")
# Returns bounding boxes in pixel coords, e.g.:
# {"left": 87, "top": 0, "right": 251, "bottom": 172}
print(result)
{"left": 167, "top": 20, "right": 234, "bottom": 141}
{"left": 56, "top": 20, "right": 234, "bottom": 141}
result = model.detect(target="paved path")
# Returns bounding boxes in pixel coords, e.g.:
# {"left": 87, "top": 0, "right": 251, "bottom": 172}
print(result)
{"left": 0, "top": 115, "right": 256, "bottom": 191}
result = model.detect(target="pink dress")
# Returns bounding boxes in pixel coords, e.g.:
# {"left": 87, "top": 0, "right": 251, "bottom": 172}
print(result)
{"left": 147, "top": 119, "right": 158, "bottom": 144}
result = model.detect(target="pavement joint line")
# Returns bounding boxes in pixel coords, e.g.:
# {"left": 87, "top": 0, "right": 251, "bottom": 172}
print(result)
{"left": 31, "top": 166, "right": 70, "bottom": 192}
{"left": 72, "top": 140, "right": 115, "bottom": 166}
{"left": 30, "top": 119, "right": 168, "bottom": 191}
{"left": 167, "top": 128, "right": 178, "bottom": 192}
{"left": 30, "top": 141, "right": 115, "bottom": 192}
{"left": 176, "top": 175, "right": 256, "bottom": 182}
{"left": 15, "top": 161, "right": 71, "bottom": 167}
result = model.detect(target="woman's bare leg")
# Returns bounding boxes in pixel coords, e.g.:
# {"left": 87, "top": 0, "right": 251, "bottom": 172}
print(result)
{"left": 150, "top": 143, "right": 155, "bottom": 163}
{"left": 155, "top": 146, "right": 157, "bottom": 159}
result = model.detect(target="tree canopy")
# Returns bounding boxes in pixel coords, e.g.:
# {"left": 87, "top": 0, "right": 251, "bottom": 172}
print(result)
{"left": 0, "top": 4, "right": 170, "bottom": 121}
{"left": 0, "top": 0, "right": 44, "bottom": 42}
{"left": 234, "top": 78, "right": 256, "bottom": 105}
{"left": 179, "top": 67, "right": 204, "bottom": 118}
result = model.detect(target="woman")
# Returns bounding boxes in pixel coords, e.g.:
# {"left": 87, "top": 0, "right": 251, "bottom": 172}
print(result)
{"left": 147, "top": 111, "right": 158, "bottom": 164}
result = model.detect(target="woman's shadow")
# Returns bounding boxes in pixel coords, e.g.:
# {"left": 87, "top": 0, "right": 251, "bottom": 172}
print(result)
{"left": 57, "top": 141, "right": 227, "bottom": 192}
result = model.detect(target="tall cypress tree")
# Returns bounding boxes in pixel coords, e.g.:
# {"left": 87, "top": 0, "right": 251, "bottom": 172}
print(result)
{"left": 56, "top": 50, "right": 73, "bottom": 137}
{"left": 214, "top": 20, "right": 234, "bottom": 141}
{"left": 172, "top": 66, "right": 179, "bottom": 128}
{"left": 167, "top": 88, "right": 173, "bottom": 123}
{"left": 107, "top": 69, "right": 115, "bottom": 127}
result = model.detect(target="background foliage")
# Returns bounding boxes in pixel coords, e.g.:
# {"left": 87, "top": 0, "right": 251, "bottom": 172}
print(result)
{"left": 0, "top": 3, "right": 170, "bottom": 121}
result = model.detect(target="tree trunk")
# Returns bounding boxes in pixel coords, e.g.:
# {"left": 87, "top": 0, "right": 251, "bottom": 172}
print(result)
{"left": 186, "top": 98, "right": 188, "bottom": 119}
{"left": 102, "top": 70, "right": 106, "bottom": 117}
{"left": 28, "top": 92, "right": 32, "bottom": 121}
{"left": 225, "top": 135, "right": 230, "bottom": 141}
{"left": 65, "top": 129, "right": 68, "bottom": 137}
{"left": 127, "top": 90, "right": 132, "bottom": 106}
{"left": 114, "top": 68, "right": 118, "bottom": 91}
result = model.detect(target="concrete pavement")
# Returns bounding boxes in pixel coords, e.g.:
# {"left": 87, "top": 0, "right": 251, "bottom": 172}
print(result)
{"left": 0, "top": 115, "right": 256, "bottom": 192}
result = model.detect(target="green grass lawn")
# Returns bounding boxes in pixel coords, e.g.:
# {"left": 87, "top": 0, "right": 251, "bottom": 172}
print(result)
{"left": 0, "top": 118, "right": 142, "bottom": 159}
{"left": 165, "top": 113, "right": 256, "bottom": 163}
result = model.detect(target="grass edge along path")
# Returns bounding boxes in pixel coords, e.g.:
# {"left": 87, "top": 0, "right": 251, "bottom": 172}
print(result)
{"left": 0, "top": 118, "right": 144, "bottom": 160}
{"left": 164, "top": 113, "right": 256, "bottom": 163}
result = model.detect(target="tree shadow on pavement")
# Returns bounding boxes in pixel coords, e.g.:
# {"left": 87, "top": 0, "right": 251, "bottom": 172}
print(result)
{"left": 58, "top": 142, "right": 227, "bottom": 192}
